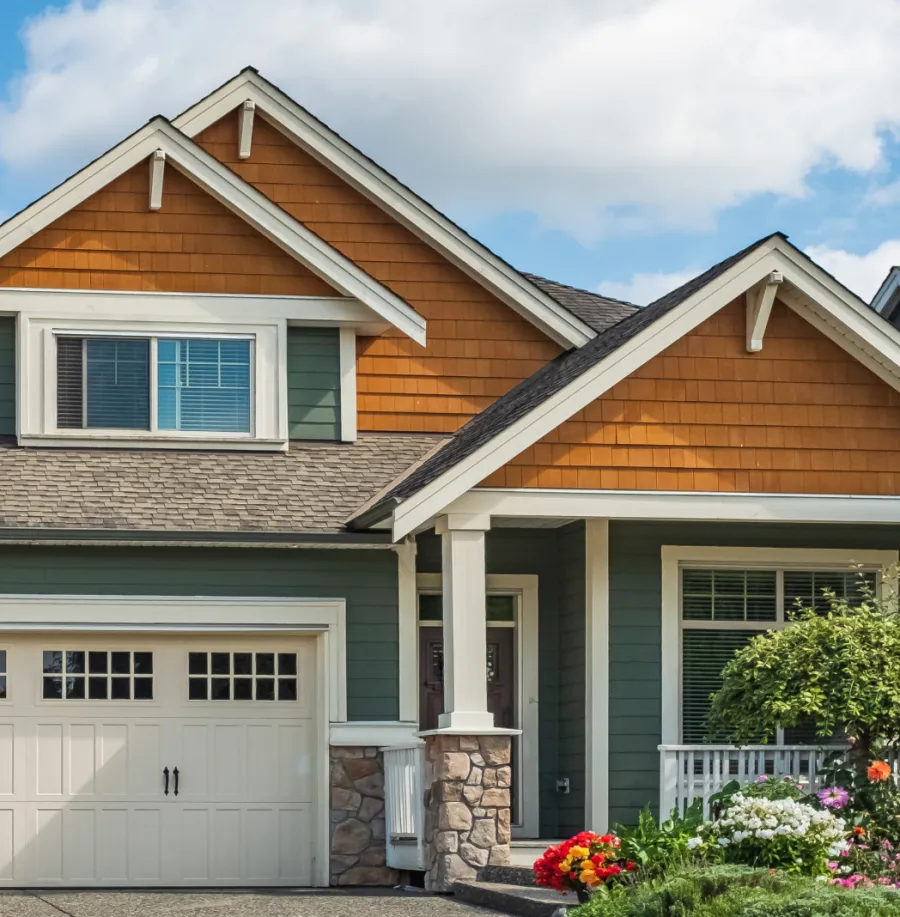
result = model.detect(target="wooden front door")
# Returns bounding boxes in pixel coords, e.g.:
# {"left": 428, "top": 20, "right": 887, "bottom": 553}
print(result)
{"left": 418, "top": 627, "right": 516, "bottom": 732}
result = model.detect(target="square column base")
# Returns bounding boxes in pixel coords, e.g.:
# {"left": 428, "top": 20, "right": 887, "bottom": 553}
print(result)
{"left": 422, "top": 733, "right": 512, "bottom": 893}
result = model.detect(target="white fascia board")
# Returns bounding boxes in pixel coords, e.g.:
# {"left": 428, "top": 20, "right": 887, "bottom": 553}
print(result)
{"left": 173, "top": 71, "right": 593, "bottom": 349}
{"left": 446, "top": 488, "right": 900, "bottom": 524}
{"left": 0, "top": 118, "right": 425, "bottom": 346}
{"left": 0, "top": 287, "right": 388, "bottom": 329}
{"left": 389, "top": 241, "right": 782, "bottom": 540}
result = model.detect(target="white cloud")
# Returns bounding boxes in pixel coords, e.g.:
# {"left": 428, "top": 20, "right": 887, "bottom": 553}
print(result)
{"left": 599, "top": 268, "right": 698, "bottom": 306}
{"left": 804, "top": 239, "right": 900, "bottom": 301}
{"left": 4, "top": 0, "right": 900, "bottom": 238}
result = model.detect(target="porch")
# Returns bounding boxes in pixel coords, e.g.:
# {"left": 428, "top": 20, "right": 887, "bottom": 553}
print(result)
{"left": 378, "top": 514, "right": 900, "bottom": 878}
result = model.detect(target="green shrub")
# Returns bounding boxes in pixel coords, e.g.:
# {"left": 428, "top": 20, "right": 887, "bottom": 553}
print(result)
{"left": 573, "top": 865, "right": 900, "bottom": 917}
{"left": 616, "top": 801, "right": 706, "bottom": 878}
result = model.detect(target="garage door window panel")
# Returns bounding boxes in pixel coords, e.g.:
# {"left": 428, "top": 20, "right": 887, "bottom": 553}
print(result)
{"left": 43, "top": 650, "right": 154, "bottom": 700}
{"left": 188, "top": 651, "right": 298, "bottom": 701}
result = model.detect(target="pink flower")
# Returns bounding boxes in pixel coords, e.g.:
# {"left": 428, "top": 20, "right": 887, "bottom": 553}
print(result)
{"left": 818, "top": 786, "right": 850, "bottom": 809}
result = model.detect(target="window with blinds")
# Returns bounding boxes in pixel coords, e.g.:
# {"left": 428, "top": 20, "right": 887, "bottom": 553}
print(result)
{"left": 55, "top": 335, "right": 252, "bottom": 434}
{"left": 680, "top": 566, "right": 876, "bottom": 744}
{"left": 158, "top": 339, "right": 251, "bottom": 433}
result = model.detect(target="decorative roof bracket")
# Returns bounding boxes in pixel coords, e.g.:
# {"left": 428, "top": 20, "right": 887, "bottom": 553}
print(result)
{"left": 746, "top": 270, "right": 783, "bottom": 352}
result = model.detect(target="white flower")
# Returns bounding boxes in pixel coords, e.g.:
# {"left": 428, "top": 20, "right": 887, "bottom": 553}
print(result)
{"left": 687, "top": 836, "right": 703, "bottom": 850}
{"left": 717, "top": 838, "right": 731, "bottom": 847}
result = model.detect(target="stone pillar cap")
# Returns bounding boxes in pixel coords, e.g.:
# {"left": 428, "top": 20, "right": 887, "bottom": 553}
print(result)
{"left": 417, "top": 727, "right": 521, "bottom": 737}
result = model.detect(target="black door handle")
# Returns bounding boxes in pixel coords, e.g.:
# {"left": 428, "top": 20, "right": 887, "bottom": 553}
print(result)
{"left": 163, "top": 767, "right": 170, "bottom": 796}
{"left": 173, "top": 766, "right": 180, "bottom": 797}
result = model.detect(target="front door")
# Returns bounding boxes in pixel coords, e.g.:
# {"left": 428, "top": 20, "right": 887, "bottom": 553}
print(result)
{"left": 418, "top": 626, "right": 516, "bottom": 732}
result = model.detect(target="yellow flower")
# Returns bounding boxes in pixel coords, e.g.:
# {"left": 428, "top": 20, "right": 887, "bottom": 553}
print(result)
{"left": 569, "top": 846, "right": 589, "bottom": 858}
{"left": 559, "top": 858, "right": 572, "bottom": 873}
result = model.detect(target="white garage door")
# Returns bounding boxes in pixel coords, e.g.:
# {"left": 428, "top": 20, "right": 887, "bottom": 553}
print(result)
{"left": 0, "top": 633, "right": 319, "bottom": 886}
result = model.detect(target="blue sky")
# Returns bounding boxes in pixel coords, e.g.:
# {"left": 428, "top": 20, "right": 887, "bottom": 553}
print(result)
{"left": 3, "top": 0, "right": 900, "bottom": 305}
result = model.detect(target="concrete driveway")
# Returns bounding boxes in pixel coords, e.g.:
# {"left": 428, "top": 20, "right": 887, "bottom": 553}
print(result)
{"left": 0, "top": 889, "right": 494, "bottom": 917}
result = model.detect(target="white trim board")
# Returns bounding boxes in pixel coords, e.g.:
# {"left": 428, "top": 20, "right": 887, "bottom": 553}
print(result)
{"left": 0, "top": 288, "right": 393, "bottom": 336}
{"left": 172, "top": 68, "right": 593, "bottom": 350}
{"left": 388, "top": 236, "right": 900, "bottom": 539}
{"left": 584, "top": 519, "right": 609, "bottom": 832}
{"left": 659, "top": 546, "right": 899, "bottom": 746}
{"left": 0, "top": 118, "right": 425, "bottom": 346}
{"left": 416, "top": 572, "right": 540, "bottom": 838}
{"left": 446, "top": 489, "right": 900, "bottom": 524}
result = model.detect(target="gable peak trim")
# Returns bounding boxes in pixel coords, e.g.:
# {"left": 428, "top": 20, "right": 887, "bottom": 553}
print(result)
{"left": 173, "top": 68, "right": 595, "bottom": 349}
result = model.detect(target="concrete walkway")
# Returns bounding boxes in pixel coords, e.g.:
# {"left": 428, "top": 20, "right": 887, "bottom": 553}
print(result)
{"left": 0, "top": 889, "right": 495, "bottom": 917}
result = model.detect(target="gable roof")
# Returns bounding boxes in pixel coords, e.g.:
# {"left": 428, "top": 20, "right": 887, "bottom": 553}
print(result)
{"left": 173, "top": 67, "right": 596, "bottom": 349}
{"left": 0, "top": 115, "right": 426, "bottom": 344}
{"left": 0, "top": 433, "right": 440, "bottom": 542}
{"left": 353, "top": 232, "right": 900, "bottom": 538}
{"left": 523, "top": 274, "right": 638, "bottom": 333}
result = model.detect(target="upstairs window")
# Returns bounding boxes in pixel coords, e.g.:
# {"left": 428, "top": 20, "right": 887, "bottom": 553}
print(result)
{"left": 57, "top": 335, "right": 252, "bottom": 434}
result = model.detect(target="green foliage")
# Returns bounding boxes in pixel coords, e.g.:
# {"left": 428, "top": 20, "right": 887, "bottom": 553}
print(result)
{"left": 818, "top": 752, "right": 900, "bottom": 846}
{"left": 616, "top": 800, "right": 706, "bottom": 877}
{"left": 573, "top": 866, "right": 900, "bottom": 917}
{"left": 707, "top": 569, "right": 900, "bottom": 769}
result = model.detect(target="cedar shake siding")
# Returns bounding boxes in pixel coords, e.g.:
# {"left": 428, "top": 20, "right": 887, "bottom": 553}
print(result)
{"left": 482, "top": 299, "right": 900, "bottom": 494}
{"left": 194, "top": 114, "right": 561, "bottom": 434}
{"left": 0, "top": 160, "right": 336, "bottom": 296}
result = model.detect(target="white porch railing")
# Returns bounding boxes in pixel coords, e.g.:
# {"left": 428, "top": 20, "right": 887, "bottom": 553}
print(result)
{"left": 659, "top": 745, "right": 900, "bottom": 818}
{"left": 383, "top": 743, "right": 426, "bottom": 871}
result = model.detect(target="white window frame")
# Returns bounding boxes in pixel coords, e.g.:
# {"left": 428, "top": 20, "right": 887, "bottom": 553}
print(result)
{"left": 415, "top": 572, "right": 539, "bottom": 839}
{"left": 660, "top": 546, "right": 899, "bottom": 745}
{"left": 20, "top": 314, "right": 288, "bottom": 450}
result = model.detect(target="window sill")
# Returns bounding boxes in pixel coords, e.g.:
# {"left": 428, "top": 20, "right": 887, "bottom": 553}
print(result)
{"left": 20, "top": 434, "right": 289, "bottom": 452}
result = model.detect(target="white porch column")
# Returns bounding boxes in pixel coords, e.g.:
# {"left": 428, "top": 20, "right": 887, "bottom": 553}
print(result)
{"left": 434, "top": 512, "right": 493, "bottom": 732}
{"left": 585, "top": 519, "right": 610, "bottom": 832}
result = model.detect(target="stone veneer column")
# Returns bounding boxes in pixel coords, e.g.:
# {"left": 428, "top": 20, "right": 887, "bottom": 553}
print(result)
{"left": 423, "top": 733, "right": 512, "bottom": 892}
{"left": 330, "top": 747, "right": 401, "bottom": 886}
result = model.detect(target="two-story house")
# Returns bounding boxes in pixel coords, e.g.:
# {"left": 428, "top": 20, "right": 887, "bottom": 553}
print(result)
{"left": 0, "top": 67, "right": 898, "bottom": 891}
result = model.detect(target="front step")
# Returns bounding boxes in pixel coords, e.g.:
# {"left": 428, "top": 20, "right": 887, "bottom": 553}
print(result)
{"left": 452, "top": 879, "right": 577, "bottom": 917}
{"left": 509, "top": 839, "right": 560, "bottom": 867}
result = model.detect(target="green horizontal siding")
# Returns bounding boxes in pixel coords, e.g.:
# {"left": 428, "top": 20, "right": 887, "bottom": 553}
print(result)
{"left": 0, "top": 318, "right": 14, "bottom": 436}
{"left": 608, "top": 521, "right": 900, "bottom": 828}
{"left": 287, "top": 327, "right": 341, "bottom": 441}
{"left": 0, "top": 545, "right": 399, "bottom": 720}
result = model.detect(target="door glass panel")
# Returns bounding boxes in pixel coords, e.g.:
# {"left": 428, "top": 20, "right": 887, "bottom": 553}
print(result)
{"left": 42, "top": 650, "right": 154, "bottom": 701}
{"left": 187, "top": 651, "right": 299, "bottom": 701}
{"left": 418, "top": 593, "right": 517, "bottom": 623}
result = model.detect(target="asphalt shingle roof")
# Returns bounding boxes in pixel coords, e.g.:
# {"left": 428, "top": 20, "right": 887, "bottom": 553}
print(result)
{"left": 368, "top": 233, "right": 783, "bottom": 516}
{"left": 523, "top": 274, "right": 638, "bottom": 333}
{"left": 0, "top": 434, "right": 441, "bottom": 536}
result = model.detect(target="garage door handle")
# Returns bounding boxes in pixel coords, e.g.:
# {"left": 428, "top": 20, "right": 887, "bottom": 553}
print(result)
{"left": 163, "top": 767, "right": 170, "bottom": 796}
{"left": 173, "top": 767, "right": 180, "bottom": 797}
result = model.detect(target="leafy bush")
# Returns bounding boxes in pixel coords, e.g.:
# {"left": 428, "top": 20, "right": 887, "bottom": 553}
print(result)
{"left": 615, "top": 800, "right": 706, "bottom": 877}
{"left": 573, "top": 865, "right": 900, "bottom": 917}
{"left": 706, "top": 569, "right": 900, "bottom": 774}
{"left": 698, "top": 793, "right": 847, "bottom": 876}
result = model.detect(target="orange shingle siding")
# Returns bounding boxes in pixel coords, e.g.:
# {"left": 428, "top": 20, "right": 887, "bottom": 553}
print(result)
{"left": 481, "top": 300, "right": 900, "bottom": 495}
{"left": 195, "top": 114, "right": 560, "bottom": 433}
{"left": 0, "top": 161, "right": 335, "bottom": 296}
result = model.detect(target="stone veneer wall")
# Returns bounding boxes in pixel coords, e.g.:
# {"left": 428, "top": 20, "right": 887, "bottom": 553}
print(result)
{"left": 330, "top": 746, "right": 401, "bottom": 886}
{"left": 423, "top": 734, "right": 512, "bottom": 892}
